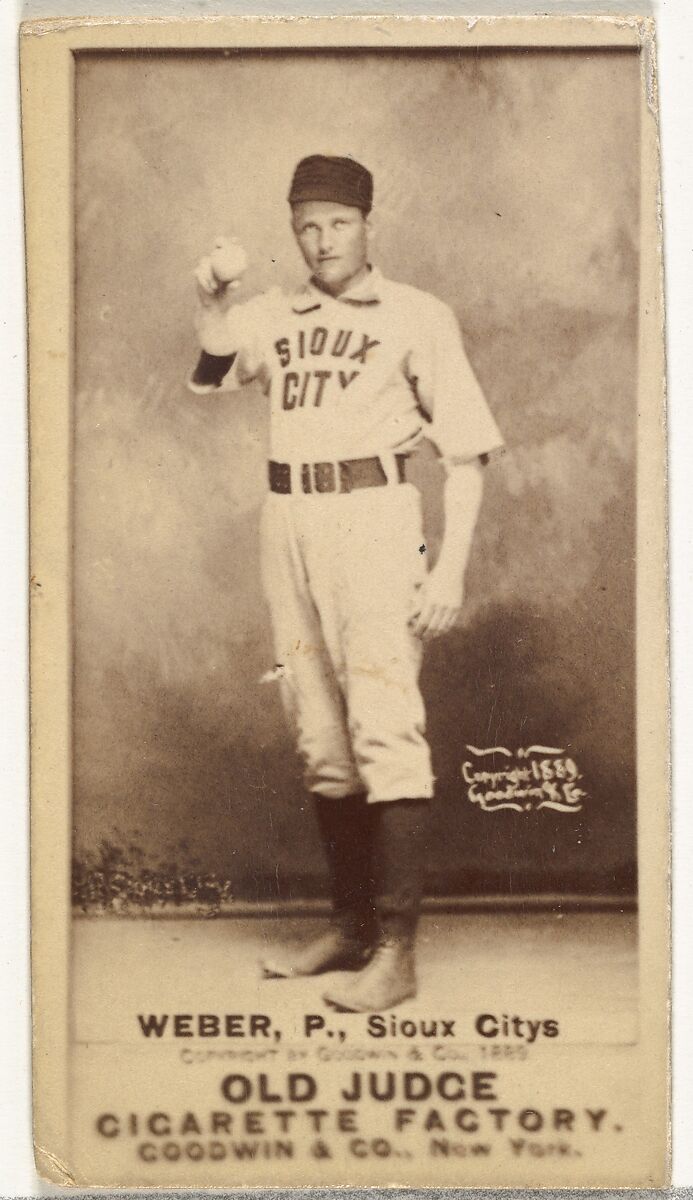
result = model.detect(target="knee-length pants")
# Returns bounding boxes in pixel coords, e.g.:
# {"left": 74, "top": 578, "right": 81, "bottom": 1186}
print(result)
{"left": 260, "top": 483, "right": 434, "bottom": 803}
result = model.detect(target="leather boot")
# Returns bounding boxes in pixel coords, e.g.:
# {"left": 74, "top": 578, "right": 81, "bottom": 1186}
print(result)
{"left": 261, "top": 794, "right": 377, "bottom": 978}
{"left": 321, "top": 798, "right": 428, "bottom": 1012}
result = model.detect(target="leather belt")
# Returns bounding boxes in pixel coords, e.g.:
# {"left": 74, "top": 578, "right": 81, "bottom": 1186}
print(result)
{"left": 269, "top": 455, "right": 407, "bottom": 495}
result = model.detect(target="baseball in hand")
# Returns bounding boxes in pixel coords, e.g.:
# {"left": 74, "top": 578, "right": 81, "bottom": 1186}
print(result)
{"left": 210, "top": 237, "right": 249, "bottom": 286}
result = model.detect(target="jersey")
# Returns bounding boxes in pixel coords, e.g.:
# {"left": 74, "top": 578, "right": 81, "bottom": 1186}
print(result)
{"left": 189, "top": 266, "right": 504, "bottom": 466}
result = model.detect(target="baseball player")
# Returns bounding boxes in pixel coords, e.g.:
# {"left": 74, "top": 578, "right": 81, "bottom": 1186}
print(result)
{"left": 189, "top": 155, "right": 503, "bottom": 1012}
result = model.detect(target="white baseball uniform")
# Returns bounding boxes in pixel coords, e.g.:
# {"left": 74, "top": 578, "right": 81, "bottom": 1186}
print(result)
{"left": 189, "top": 266, "right": 503, "bottom": 803}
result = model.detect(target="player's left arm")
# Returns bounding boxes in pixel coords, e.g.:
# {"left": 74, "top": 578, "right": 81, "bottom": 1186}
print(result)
{"left": 408, "top": 297, "right": 503, "bottom": 640}
{"left": 410, "top": 456, "right": 484, "bottom": 640}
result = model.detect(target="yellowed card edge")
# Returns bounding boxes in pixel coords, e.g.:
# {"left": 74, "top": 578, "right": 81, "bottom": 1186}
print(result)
{"left": 22, "top": 13, "right": 668, "bottom": 1186}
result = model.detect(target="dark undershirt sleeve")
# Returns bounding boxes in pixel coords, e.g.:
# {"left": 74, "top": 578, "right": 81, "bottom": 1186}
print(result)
{"left": 190, "top": 349, "right": 237, "bottom": 389}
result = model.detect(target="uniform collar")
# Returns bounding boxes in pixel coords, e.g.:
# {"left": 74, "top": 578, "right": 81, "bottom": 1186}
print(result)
{"left": 291, "top": 265, "right": 384, "bottom": 314}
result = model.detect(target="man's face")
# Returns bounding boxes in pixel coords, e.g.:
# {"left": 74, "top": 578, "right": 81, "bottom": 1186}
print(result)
{"left": 291, "top": 200, "right": 370, "bottom": 296}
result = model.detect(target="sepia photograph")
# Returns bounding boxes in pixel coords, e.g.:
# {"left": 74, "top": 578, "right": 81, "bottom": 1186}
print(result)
{"left": 23, "top": 14, "right": 668, "bottom": 1187}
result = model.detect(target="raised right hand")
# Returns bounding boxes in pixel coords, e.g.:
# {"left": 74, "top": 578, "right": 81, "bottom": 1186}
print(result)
{"left": 195, "top": 238, "right": 249, "bottom": 305}
{"left": 194, "top": 254, "right": 224, "bottom": 299}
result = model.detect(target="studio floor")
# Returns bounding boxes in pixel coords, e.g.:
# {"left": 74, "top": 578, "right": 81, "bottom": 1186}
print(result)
{"left": 64, "top": 909, "right": 656, "bottom": 1187}
{"left": 72, "top": 910, "right": 638, "bottom": 1046}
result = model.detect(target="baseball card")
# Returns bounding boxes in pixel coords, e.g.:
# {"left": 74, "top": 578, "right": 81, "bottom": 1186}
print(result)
{"left": 23, "top": 11, "right": 669, "bottom": 1188}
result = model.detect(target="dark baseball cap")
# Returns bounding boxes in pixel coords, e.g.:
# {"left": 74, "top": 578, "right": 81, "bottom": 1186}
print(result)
{"left": 288, "top": 155, "right": 373, "bottom": 214}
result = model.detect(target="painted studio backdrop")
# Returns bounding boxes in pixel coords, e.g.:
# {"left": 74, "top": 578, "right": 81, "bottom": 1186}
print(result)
{"left": 73, "top": 48, "right": 639, "bottom": 908}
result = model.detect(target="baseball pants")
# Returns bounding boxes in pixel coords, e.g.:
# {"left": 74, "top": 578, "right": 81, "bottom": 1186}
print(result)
{"left": 260, "top": 481, "right": 434, "bottom": 803}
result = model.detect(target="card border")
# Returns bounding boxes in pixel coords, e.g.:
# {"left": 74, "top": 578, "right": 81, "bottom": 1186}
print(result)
{"left": 20, "top": 14, "right": 668, "bottom": 1185}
